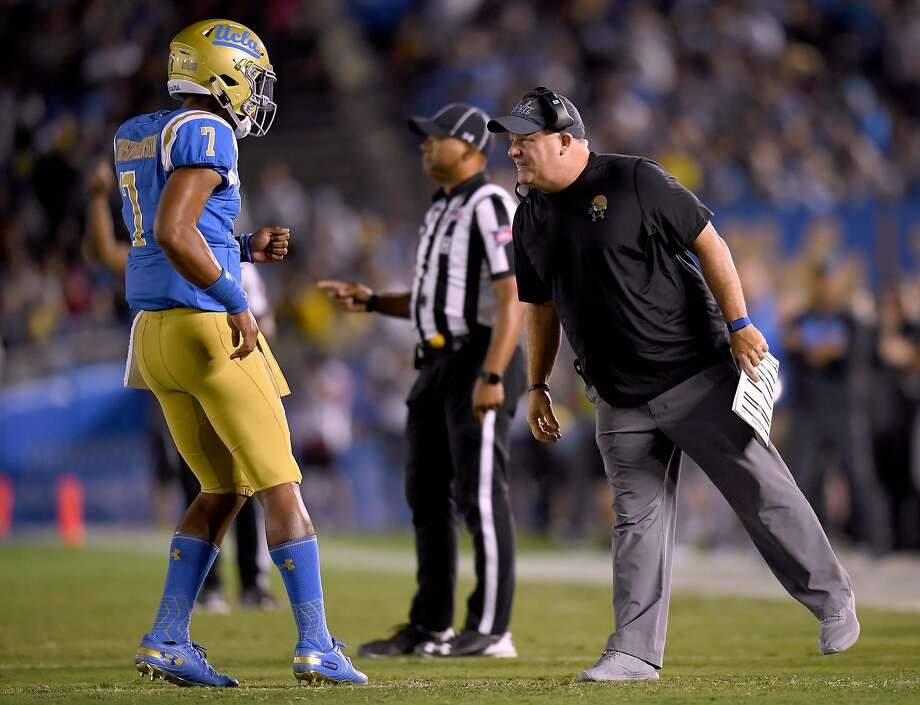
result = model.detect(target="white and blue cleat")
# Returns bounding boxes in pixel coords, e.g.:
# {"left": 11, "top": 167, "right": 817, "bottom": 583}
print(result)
{"left": 293, "top": 637, "right": 368, "bottom": 686}
{"left": 134, "top": 634, "right": 238, "bottom": 688}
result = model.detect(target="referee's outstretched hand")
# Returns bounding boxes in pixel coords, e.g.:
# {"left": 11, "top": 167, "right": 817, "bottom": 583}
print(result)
{"left": 317, "top": 280, "right": 374, "bottom": 312}
{"left": 527, "top": 389, "right": 562, "bottom": 443}
{"left": 731, "top": 324, "right": 769, "bottom": 382}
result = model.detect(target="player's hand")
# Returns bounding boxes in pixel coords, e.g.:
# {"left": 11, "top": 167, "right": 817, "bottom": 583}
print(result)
{"left": 250, "top": 226, "right": 290, "bottom": 263}
{"left": 473, "top": 379, "right": 505, "bottom": 424}
{"left": 527, "top": 389, "right": 561, "bottom": 443}
{"left": 89, "top": 160, "right": 115, "bottom": 196}
{"left": 317, "top": 280, "right": 374, "bottom": 312}
{"left": 731, "top": 324, "right": 769, "bottom": 382}
{"left": 227, "top": 310, "right": 260, "bottom": 360}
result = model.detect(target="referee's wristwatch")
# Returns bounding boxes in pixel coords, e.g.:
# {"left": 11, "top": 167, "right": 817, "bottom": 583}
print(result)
{"left": 479, "top": 370, "right": 502, "bottom": 385}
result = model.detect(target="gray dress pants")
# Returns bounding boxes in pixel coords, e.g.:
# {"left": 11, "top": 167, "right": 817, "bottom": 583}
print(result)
{"left": 592, "top": 361, "right": 852, "bottom": 668}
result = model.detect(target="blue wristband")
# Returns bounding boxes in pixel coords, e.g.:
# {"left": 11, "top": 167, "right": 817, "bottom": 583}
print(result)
{"left": 239, "top": 233, "right": 254, "bottom": 263}
{"left": 203, "top": 268, "right": 249, "bottom": 315}
{"left": 727, "top": 316, "right": 751, "bottom": 333}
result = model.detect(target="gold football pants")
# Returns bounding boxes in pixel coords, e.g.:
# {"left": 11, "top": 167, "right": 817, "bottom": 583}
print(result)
{"left": 126, "top": 308, "right": 301, "bottom": 495}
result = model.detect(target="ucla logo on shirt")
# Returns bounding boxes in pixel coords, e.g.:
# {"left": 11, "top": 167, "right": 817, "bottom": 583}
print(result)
{"left": 211, "top": 24, "right": 262, "bottom": 60}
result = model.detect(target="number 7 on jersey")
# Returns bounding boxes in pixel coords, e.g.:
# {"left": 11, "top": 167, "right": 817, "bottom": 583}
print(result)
{"left": 119, "top": 170, "right": 147, "bottom": 247}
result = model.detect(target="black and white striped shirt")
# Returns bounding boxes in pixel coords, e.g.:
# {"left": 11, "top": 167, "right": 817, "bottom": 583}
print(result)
{"left": 410, "top": 173, "right": 517, "bottom": 344}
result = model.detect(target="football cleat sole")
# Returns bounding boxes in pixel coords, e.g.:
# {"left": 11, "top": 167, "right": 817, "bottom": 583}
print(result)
{"left": 136, "top": 659, "right": 201, "bottom": 688}
{"left": 295, "top": 670, "right": 364, "bottom": 686}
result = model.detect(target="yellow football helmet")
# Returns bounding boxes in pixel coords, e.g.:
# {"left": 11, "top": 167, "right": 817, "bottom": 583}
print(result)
{"left": 167, "top": 19, "right": 276, "bottom": 138}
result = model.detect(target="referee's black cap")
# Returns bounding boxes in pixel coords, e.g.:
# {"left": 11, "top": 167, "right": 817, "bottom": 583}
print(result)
{"left": 408, "top": 103, "right": 491, "bottom": 153}
{"left": 487, "top": 87, "right": 586, "bottom": 139}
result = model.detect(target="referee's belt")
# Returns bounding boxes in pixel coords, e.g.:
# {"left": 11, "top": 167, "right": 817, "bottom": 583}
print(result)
{"left": 414, "top": 333, "right": 471, "bottom": 367}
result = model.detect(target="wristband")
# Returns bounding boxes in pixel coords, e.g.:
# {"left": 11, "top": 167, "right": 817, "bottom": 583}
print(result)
{"left": 528, "top": 383, "right": 550, "bottom": 394}
{"left": 365, "top": 294, "right": 379, "bottom": 312}
{"left": 203, "top": 268, "right": 249, "bottom": 315}
{"left": 239, "top": 233, "right": 254, "bottom": 263}
{"left": 727, "top": 316, "right": 751, "bottom": 333}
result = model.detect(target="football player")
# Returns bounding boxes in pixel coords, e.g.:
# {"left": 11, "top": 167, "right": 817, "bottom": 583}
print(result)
{"left": 113, "top": 19, "right": 366, "bottom": 687}
{"left": 86, "top": 157, "right": 282, "bottom": 613}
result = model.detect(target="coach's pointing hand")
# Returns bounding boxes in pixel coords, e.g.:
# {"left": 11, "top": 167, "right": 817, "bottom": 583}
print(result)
{"left": 317, "top": 280, "right": 374, "bottom": 312}
{"left": 527, "top": 389, "right": 562, "bottom": 443}
{"left": 731, "top": 324, "right": 769, "bottom": 382}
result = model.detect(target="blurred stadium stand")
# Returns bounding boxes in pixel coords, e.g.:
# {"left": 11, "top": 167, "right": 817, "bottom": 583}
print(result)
{"left": 1, "top": 0, "right": 918, "bottom": 551}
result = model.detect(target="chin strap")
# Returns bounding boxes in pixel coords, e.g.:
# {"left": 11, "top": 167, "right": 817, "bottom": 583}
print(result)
{"left": 225, "top": 109, "right": 252, "bottom": 139}
{"left": 208, "top": 77, "right": 251, "bottom": 139}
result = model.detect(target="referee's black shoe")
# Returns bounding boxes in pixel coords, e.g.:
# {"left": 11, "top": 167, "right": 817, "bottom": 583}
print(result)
{"left": 357, "top": 624, "right": 454, "bottom": 658}
{"left": 414, "top": 629, "right": 517, "bottom": 658}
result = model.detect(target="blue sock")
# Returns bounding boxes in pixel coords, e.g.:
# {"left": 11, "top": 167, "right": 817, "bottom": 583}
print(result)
{"left": 149, "top": 535, "right": 218, "bottom": 643}
{"left": 270, "top": 536, "right": 333, "bottom": 651}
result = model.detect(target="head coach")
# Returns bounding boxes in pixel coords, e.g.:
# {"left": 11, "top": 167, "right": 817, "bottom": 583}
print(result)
{"left": 487, "top": 87, "right": 859, "bottom": 681}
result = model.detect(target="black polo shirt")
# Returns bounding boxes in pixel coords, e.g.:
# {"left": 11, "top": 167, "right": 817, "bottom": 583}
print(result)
{"left": 513, "top": 152, "right": 731, "bottom": 406}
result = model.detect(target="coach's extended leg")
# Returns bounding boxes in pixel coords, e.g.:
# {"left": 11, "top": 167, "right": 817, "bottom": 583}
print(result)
{"left": 655, "top": 364, "right": 853, "bottom": 620}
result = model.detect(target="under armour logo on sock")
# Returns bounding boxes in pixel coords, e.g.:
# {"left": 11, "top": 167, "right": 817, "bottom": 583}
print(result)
{"left": 283, "top": 559, "right": 295, "bottom": 571}
{"left": 171, "top": 549, "right": 182, "bottom": 561}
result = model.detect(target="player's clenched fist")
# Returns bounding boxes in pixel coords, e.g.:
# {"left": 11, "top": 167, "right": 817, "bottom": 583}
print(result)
{"left": 317, "top": 280, "right": 374, "bottom": 312}
{"left": 527, "top": 388, "right": 562, "bottom": 443}
{"left": 250, "top": 226, "right": 290, "bottom": 263}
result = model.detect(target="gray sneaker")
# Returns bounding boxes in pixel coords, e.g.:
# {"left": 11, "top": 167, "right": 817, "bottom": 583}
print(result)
{"left": 819, "top": 591, "right": 860, "bottom": 655}
{"left": 578, "top": 650, "right": 659, "bottom": 681}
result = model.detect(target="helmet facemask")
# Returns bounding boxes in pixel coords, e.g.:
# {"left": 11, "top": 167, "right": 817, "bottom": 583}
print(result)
{"left": 211, "top": 59, "right": 276, "bottom": 139}
{"left": 241, "top": 60, "right": 276, "bottom": 137}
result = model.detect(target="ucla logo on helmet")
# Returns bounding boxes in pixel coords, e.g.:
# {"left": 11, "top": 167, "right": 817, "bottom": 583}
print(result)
{"left": 211, "top": 24, "right": 262, "bottom": 59}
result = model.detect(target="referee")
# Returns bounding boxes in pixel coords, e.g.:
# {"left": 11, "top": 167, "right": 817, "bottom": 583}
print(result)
{"left": 319, "top": 103, "right": 525, "bottom": 658}
{"left": 487, "top": 88, "right": 859, "bottom": 680}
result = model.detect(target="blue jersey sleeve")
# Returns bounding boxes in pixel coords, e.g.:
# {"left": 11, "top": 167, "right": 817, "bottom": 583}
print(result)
{"left": 162, "top": 112, "right": 238, "bottom": 189}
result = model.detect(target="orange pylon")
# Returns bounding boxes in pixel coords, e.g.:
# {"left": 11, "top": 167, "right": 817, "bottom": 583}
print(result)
{"left": 56, "top": 475, "right": 85, "bottom": 547}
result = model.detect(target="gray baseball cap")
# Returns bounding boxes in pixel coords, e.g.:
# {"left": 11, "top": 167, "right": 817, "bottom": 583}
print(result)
{"left": 408, "top": 103, "right": 491, "bottom": 153}
{"left": 487, "top": 87, "right": 585, "bottom": 139}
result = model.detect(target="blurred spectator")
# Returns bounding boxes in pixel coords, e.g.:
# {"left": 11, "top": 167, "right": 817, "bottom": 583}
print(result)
{"left": 783, "top": 263, "right": 890, "bottom": 551}
{"left": 871, "top": 286, "right": 920, "bottom": 549}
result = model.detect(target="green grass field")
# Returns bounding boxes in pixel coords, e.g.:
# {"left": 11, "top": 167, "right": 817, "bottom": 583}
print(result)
{"left": 1, "top": 537, "right": 918, "bottom": 704}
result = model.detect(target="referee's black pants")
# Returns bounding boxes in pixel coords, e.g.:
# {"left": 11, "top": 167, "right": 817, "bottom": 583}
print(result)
{"left": 405, "top": 335, "right": 524, "bottom": 636}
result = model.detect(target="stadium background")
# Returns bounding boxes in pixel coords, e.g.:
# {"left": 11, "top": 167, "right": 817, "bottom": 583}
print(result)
{"left": 1, "top": 1, "right": 919, "bottom": 702}
{"left": 2, "top": 0, "right": 919, "bottom": 549}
